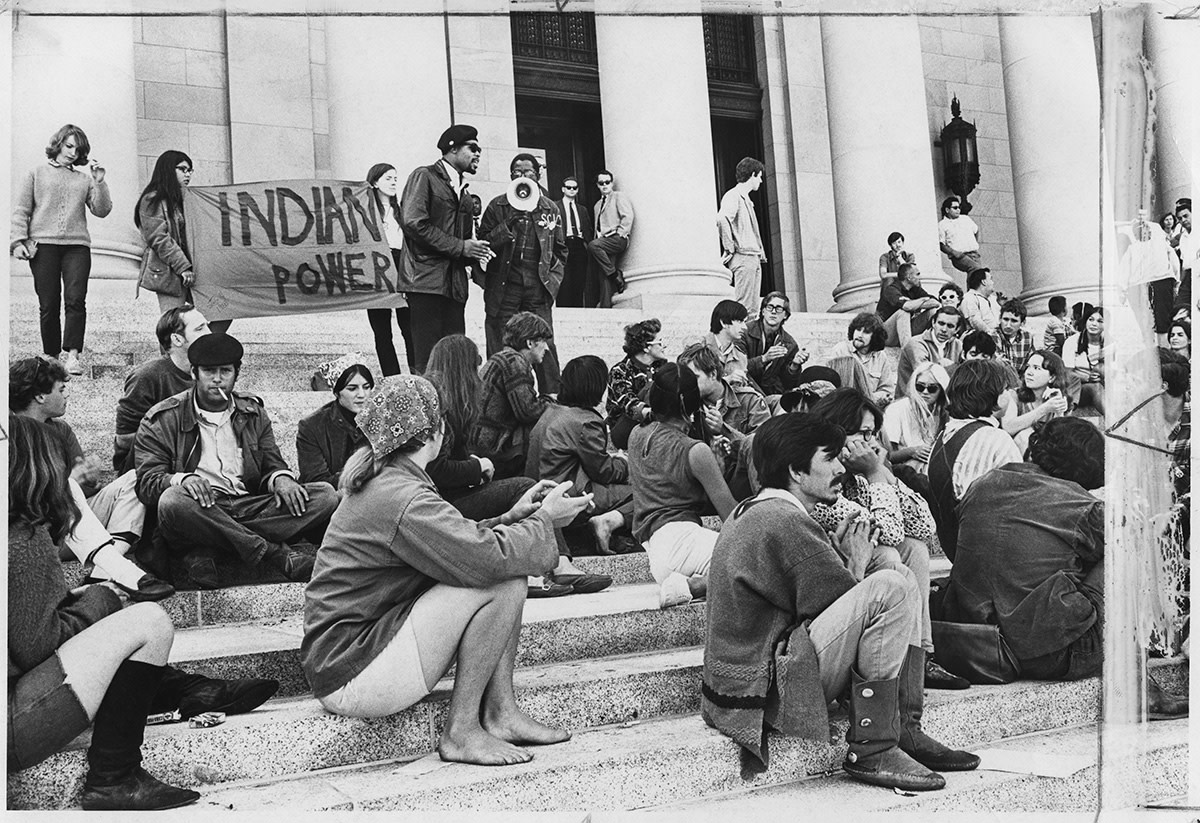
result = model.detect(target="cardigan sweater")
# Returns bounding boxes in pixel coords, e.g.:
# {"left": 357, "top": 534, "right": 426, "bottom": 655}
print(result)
{"left": 702, "top": 492, "right": 856, "bottom": 766}
{"left": 11, "top": 163, "right": 112, "bottom": 250}
{"left": 296, "top": 400, "right": 367, "bottom": 488}
{"left": 300, "top": 457, "right": 556, "bottom": 698}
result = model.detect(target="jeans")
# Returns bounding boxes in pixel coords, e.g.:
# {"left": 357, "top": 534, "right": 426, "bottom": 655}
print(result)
{"left": 407, "top": 293, "right": 466, "bottom": 374}
{"left": 31, "top": 243, "right": 91, "bottom": 354}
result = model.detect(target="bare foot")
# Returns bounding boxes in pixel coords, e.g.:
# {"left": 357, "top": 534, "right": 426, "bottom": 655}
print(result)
{"left": 438, "top": 726, "right": 532, "bottom": 766}
{"left": 589, "top": 511, "right": 620, "bottom": 555}
{"left": 484, "top": 708, "right": 572, "bottom": 747}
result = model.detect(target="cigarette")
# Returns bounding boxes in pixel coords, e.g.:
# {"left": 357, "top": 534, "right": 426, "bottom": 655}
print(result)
{"left": 219, "top": 389, "right": 230, "bottom": 403}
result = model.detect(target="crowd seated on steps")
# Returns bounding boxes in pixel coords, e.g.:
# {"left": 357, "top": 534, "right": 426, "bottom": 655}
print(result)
{"left": 8, "top": 284, "right": 1189, "bottom": 801}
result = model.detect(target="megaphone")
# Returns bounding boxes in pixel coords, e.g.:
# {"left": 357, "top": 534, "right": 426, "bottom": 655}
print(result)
{"left": 506, "top": 177, "right": 539, "bottom": 212}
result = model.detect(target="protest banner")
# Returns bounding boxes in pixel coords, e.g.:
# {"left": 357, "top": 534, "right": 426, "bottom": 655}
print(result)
{"left": 184, "top": 180, "right": 405, "bottom": 320}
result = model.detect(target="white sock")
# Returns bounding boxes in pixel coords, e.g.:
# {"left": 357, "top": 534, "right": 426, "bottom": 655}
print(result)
{"left": 91, "top": 541, "right": 146, "bottom": 590}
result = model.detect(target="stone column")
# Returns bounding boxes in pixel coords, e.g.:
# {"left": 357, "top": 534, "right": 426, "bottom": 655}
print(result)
{"left": 822, "top": 16, "right": 943, "bottom": 312}
{"left": 1144, "top": 6, "right": 1197, "bottom": 214}
{"left": 324, "top": 14, "right": 452, "bottom": 180}
{"left": 11, "top": 15, "right": 142, "bottom": 278}
{"left": 593, "top": 9, "right": 732, "bottom": 314}
{"left": 999, "top": 16, "right": 1101, "bottom": 311}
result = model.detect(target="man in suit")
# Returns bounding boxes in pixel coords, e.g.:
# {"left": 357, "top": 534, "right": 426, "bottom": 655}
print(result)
{"left": 398, "top": 124, "right": 495, "bottom": 373}
{"left": 586, "top": 169, "right": 635, "bottom": 309}
{"left": 476, "top": 154, "right": 569, "bottom": 395}
{"left": 555, "top": 175, "right": 592, "bottom": 308}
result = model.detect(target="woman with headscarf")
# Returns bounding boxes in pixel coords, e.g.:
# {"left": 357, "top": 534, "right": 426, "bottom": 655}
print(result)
{"left": 297, "top": 353, "right": 374, "bottom": 488}
{"left": 301, "top": 376, "right": 590, "bottom": 765}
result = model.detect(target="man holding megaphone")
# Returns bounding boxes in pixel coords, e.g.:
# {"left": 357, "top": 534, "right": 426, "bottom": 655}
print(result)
{"left": 475, "top": 154, "right": 568, "bottom": 396}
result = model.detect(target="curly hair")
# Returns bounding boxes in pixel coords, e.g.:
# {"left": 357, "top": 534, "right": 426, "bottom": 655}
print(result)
{"left": 623, "top": 318, "right": 662, "bottom": 357}
{"left": 1026, "top": 416, "right": 1104, "bottom": 489}
{"left": 8, "top": 414, "right": 81, "bottom": 543}
{"left": 425, "top": 334, "right": 481, "bottom": 452}
{"left": 9, "top": 356, "right": 69, "bottom": 413}
{"left": 846, "top": 312, "right": 887, "bottom": 354}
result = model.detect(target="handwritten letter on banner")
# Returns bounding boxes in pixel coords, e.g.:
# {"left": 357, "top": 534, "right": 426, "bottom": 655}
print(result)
{"left": 184, "top": 180, "right": 404, "bottom": 320}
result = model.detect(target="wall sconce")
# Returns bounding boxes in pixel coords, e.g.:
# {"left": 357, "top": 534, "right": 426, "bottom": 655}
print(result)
{"left": 939, "top": 95, "right": 980, "bottom": 213}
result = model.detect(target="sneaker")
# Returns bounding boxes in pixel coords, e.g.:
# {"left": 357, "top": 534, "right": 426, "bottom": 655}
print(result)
{"left": 658, "top": 572, "right": 692, "bottom": 609}
{"left": 61, "top": 349, "right": 84, "bottom": 375}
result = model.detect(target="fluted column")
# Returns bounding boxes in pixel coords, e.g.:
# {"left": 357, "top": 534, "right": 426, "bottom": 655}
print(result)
{"left": 593, "top": 9, "right": 732, "bottom": 311}
{"left": 822, "top": 16, "right": 944, "bottom": 312}
{"left": 324, "top": 14, "right": 452, "bottom": 180}
{"left": 12, "top": 15, "right": 142, "bottom": 278}
{"left": 999, "top": 16, "right": 1101, "bottom": 311}
{"left": 1144, "top": 5, "right": 1197, "bottom": 214}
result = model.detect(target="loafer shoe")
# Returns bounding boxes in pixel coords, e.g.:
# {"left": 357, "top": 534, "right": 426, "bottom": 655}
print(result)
{"left": 612, "top": 270, "right": 627, "bottom": 294}
{"left": 81, "top": 766, "right": 200, "bottom": 811}
{"left": 609, "top": 534, "right": 643, "bottom": 555}
{"left": 84, "top": 573, "right": 175, "bottom": 603}
{"left": 184, "top": 553, "right": 220, "bottom": 589}
{"left": 263, "top": 543, "right": 315, "bottom": 583}
{"left": 61, "top": 350, "right": 84, "bottom": 376}
{"left": 549, "top": 572, "right": 613, "bottom": 594}
{"left": 178, "top": 677, "right": 280, "bottom": 719}
{"left": 527, "top": 576, "right": 573, "bottom": 598}
{"left": 925, "top": 659, "right": 970, "bottom": 690}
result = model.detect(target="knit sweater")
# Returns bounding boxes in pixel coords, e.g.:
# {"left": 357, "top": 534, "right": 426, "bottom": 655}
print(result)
{"left": 702, "top": 492, "right": 856, "bottom": 766}
{"left": 8, "top": 521, "right": 123, "bottom": 682}
{"left": 113, "top": 356, "right": 193, "bottom": 473}
{"left": 11, "top": 163, "right": 112, "bottom": 250}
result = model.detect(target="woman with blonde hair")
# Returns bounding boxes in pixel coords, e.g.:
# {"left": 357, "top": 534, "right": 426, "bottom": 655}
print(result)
{"left": 883, "top": 361, "right": 950, "bottom": 475}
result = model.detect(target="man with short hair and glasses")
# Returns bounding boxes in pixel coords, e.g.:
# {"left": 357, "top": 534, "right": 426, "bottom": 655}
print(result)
{"left": 555, "top": 175, "right": 592, "bottom": 308}
{"left": 585, "top": 170, "right": 634, "bottom": 308}
{"left": 896, "top": 306, "right": 963, "bottom": 400}
{"left": 739, "top": 291, "right": 810, "bottom": 401}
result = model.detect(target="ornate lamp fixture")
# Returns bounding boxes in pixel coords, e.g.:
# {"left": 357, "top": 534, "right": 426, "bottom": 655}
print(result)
{"left": 939, "top": 95, "right": 980, "bottom": 213}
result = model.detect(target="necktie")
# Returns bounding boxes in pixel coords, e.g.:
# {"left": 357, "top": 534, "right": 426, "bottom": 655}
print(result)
{"left": 567, "top": 202, "right": 577, "bottom": 237}
{"left": 597, "top": 196, "right": 607, "bottom": 233}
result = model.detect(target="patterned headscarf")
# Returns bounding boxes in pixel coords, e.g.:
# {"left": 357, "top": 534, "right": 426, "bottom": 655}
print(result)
{"left": 356, "top": 375, "right": 442, "bottom": 458}
{"left": 315, "top": 352, "right": 370, "bottom": 392}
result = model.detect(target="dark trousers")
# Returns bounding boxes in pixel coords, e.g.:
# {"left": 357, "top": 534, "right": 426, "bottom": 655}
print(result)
{"left": 31, "top": 243, "right": 91, "bottom": 354}
{"left": 451, "top": 476, "right": 570, "bottom": 558}
{"left": 1149, "top": 278, "right": 1176, "bottom": 334}
{"left": 408, "top": 292, "right": 466, "bottom": 374}
{"left": 156, "top": 482, "right": 338, "bottom": 566}
{"left": 1017, "top": 564, "right": 1104, "bottom": 681}
{"left": 586, "top": 234, "right": 628, "bottom": 308}
{"left": 484, "top": 281, "right": 561, "bottom": 395}
{"left": 367, "top": 306, "right": 415, "bottom": 376}
{"left": 556, "top": 237, "right": 589, "bottom": 308}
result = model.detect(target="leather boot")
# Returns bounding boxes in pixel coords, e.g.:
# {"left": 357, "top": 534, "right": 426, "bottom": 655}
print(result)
{"left": 80, "top": 660, "right": 200, "bottom": 811}
{"left": 1147, "top": 674, "right": 1189, "bottom": 720}
{"left": 150, "top": 666, "right": 279, "bottom": 718}
{"left": 898, "top": 646, "right": 981, "bottom": 771}
{"left": 843, "top": 668, "right": 946, "bottom": 791}
{"left": 262, "top": 542, "right": 315, "bottom": 582}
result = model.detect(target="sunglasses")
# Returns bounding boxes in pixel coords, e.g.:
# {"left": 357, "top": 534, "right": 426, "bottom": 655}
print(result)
{"left": 562, "top": 185, "right": 578, "bottom": 190}
{"left": 915, "top": 382, "right": 940, "bottom": 393}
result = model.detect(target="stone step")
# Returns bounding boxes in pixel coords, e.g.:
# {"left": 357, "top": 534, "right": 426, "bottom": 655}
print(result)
{"left": 165, "top": 582, "right": 702, "bottom": 699}
{"left": 138, "top": 676, "right": 1109, "bottom": 812}
{"left": 649, "top": 717, "right": 1190, "bottom": 815}
{"left": 7, "top": 645, "right": 705, "bottom": 810}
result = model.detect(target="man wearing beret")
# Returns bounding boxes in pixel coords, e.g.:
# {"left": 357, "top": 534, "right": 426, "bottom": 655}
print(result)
{"left": 398, "top": 124, "right": 495, "bottom": 373}
{"left": 133, "top": 333, "right": 339, "bottom": 588}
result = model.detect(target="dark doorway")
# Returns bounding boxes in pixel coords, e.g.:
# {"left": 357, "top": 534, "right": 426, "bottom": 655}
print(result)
{"left": 711, "top": 115, "right": 774, "bottom": 297}
{"left": 515, "top": 97, "right": 606, "bottom": 208}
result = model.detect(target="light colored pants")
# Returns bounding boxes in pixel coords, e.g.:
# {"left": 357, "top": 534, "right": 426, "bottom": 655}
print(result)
{"left": 871, "top": 538, "right": 933, "bottom": 653}
{"left": 729, "top": 252, "right": 762, "bottom": 316}
{"left": 319, "top": 609, "right": 431, "bottom": 718}
{"left": 64, "top": 476, "right": 147, "bottom": 588}
{"left": 808, "top": 565, "right": 922, "bottom": 701}
{"left": 645, "top": 520, "right": 719, "bottom": 583}
{"left": 86, "top": 469, "right": 146, "bottom": 539}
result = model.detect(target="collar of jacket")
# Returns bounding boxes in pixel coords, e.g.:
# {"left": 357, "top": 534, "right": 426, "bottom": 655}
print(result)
{"left": 172, "top": 388, "right": 263, "bottom": 431}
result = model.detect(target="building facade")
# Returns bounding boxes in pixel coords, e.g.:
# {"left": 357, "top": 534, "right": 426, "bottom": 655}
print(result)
{"left": 9, "top": 4, "right": 1193, "bottom": 315}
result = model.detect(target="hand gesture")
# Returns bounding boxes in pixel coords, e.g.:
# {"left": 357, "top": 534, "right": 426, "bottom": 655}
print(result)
{"left": 13, "top": 243, "right": 31, "bottom": 261}
{"left": 710, "top": 434, "right": 732, "bottom": 461}
{"left": 70, "top": 454, "right": 104, "bottom": 489}
{"left": 537, "top": 481, "right": 594, "bottom": 527}
{"left": 763, "top": 343, "right": 788, "bottom": 363}
{"left": 791, "top": 347, "right": 810, "bottom": 368}
{"left": 180, "top": 474, "right": 215, "bottom": 508}
{"left": 702, "top": 404, "right": 724, "bottom": 436}
{"left": 273, "top": 475, "right": 310, "bottom": 517}
{"left": 840, "top": 438, "right": 883, "bottom": 476}
{"left": 1042, "top": 389, "right": 1068, "bottom": 416}
{"left": 833, "top": 512, "right": 874, "bottom": 580}
{"left": 182, "top": 269, "right": 196, "bottom": 288}
{"left": 509, "top": 479, "right": 558, "bottom": 521}
{"left": 90, "top": 160, "right": 106, "bottom": 184}
{"left": 473, "top": 455, "right": 495, "bottom": 483}
{"left": 915, "top": 443, "right": 933, "bottom": 463}
{"left": 464, "top": 239, "right": 493, "bottom": 263}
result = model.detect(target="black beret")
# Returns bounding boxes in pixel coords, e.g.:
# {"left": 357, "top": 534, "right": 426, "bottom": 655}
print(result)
{"left": 437, "top": 124, "right": 478, "bottom": 154}
{"left": 796, "top": 365, "right": 841, "bottom": 388}
{"left": 188, "top": 333, "right": 244, "bottom": 367}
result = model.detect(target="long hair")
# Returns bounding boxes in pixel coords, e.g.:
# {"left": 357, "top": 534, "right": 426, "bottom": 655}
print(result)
{"left": 647, "top": 362, "right": 701, "bottom": 423}
{"left": 8, "top": 415, "right": 81, "bottom": 543}
{"left": 425, "top": 334, "right": 482, "bottom": 450}
{"left": 134, "top": 150, "right": 193, "bottom": 228}
{"left": 366, "top": 163, "right": 401, "bottom": 229}
{"left": 1015, "top": 350, "right": 1070, "bottom": 406}
{"left": 1075, "top": 306, "right": 1104, "bottom": 357}
{"left": 904, "top": 361, "right": 949, "bottom": 443}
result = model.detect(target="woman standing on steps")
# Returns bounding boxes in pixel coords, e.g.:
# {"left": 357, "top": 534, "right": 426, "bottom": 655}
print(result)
{"left": 7, "top": 415, "right": 199, "bottom": 811}
{"left": 134, "top": 150, "right": 231, "bottom": 334}
{"left": 301, "top": 376, "right": 591, "bottom": 765}
{"left": 11, "top": 124, "right": 112, "bottom": 376}
{"left": 364, "top": 162, "right": 415, "bottom": 376}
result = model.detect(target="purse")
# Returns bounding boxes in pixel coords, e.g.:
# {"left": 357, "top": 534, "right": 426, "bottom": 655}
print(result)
{"left": 931, "top": 620, "right": 1020, "bottom": 685}
{"left": 136, "top": 203, "right": 186, "bottom": 298}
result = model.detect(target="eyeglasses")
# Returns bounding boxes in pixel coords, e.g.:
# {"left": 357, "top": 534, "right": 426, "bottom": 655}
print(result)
{"left": 915, "top": 382, "right": 940, "bottom": 393}
{"left": 762, "top": 304, "right": 788, "bottom": 314}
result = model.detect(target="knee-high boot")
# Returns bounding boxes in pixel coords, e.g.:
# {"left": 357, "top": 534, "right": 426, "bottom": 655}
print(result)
{"left": 898, "top": 645, "right": 981, "bottom": 771}
{"left": 843, "top": 668, "right": 946, "bottom": 791}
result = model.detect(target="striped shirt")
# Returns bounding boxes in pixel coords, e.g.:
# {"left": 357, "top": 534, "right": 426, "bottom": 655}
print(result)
{"left": 940, "top": 416, "right": 1022, "bottom": 500}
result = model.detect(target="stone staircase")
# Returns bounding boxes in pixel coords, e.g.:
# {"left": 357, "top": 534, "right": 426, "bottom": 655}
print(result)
{"left": 6, "top": 275, "right": 1182, "bottom": 813}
